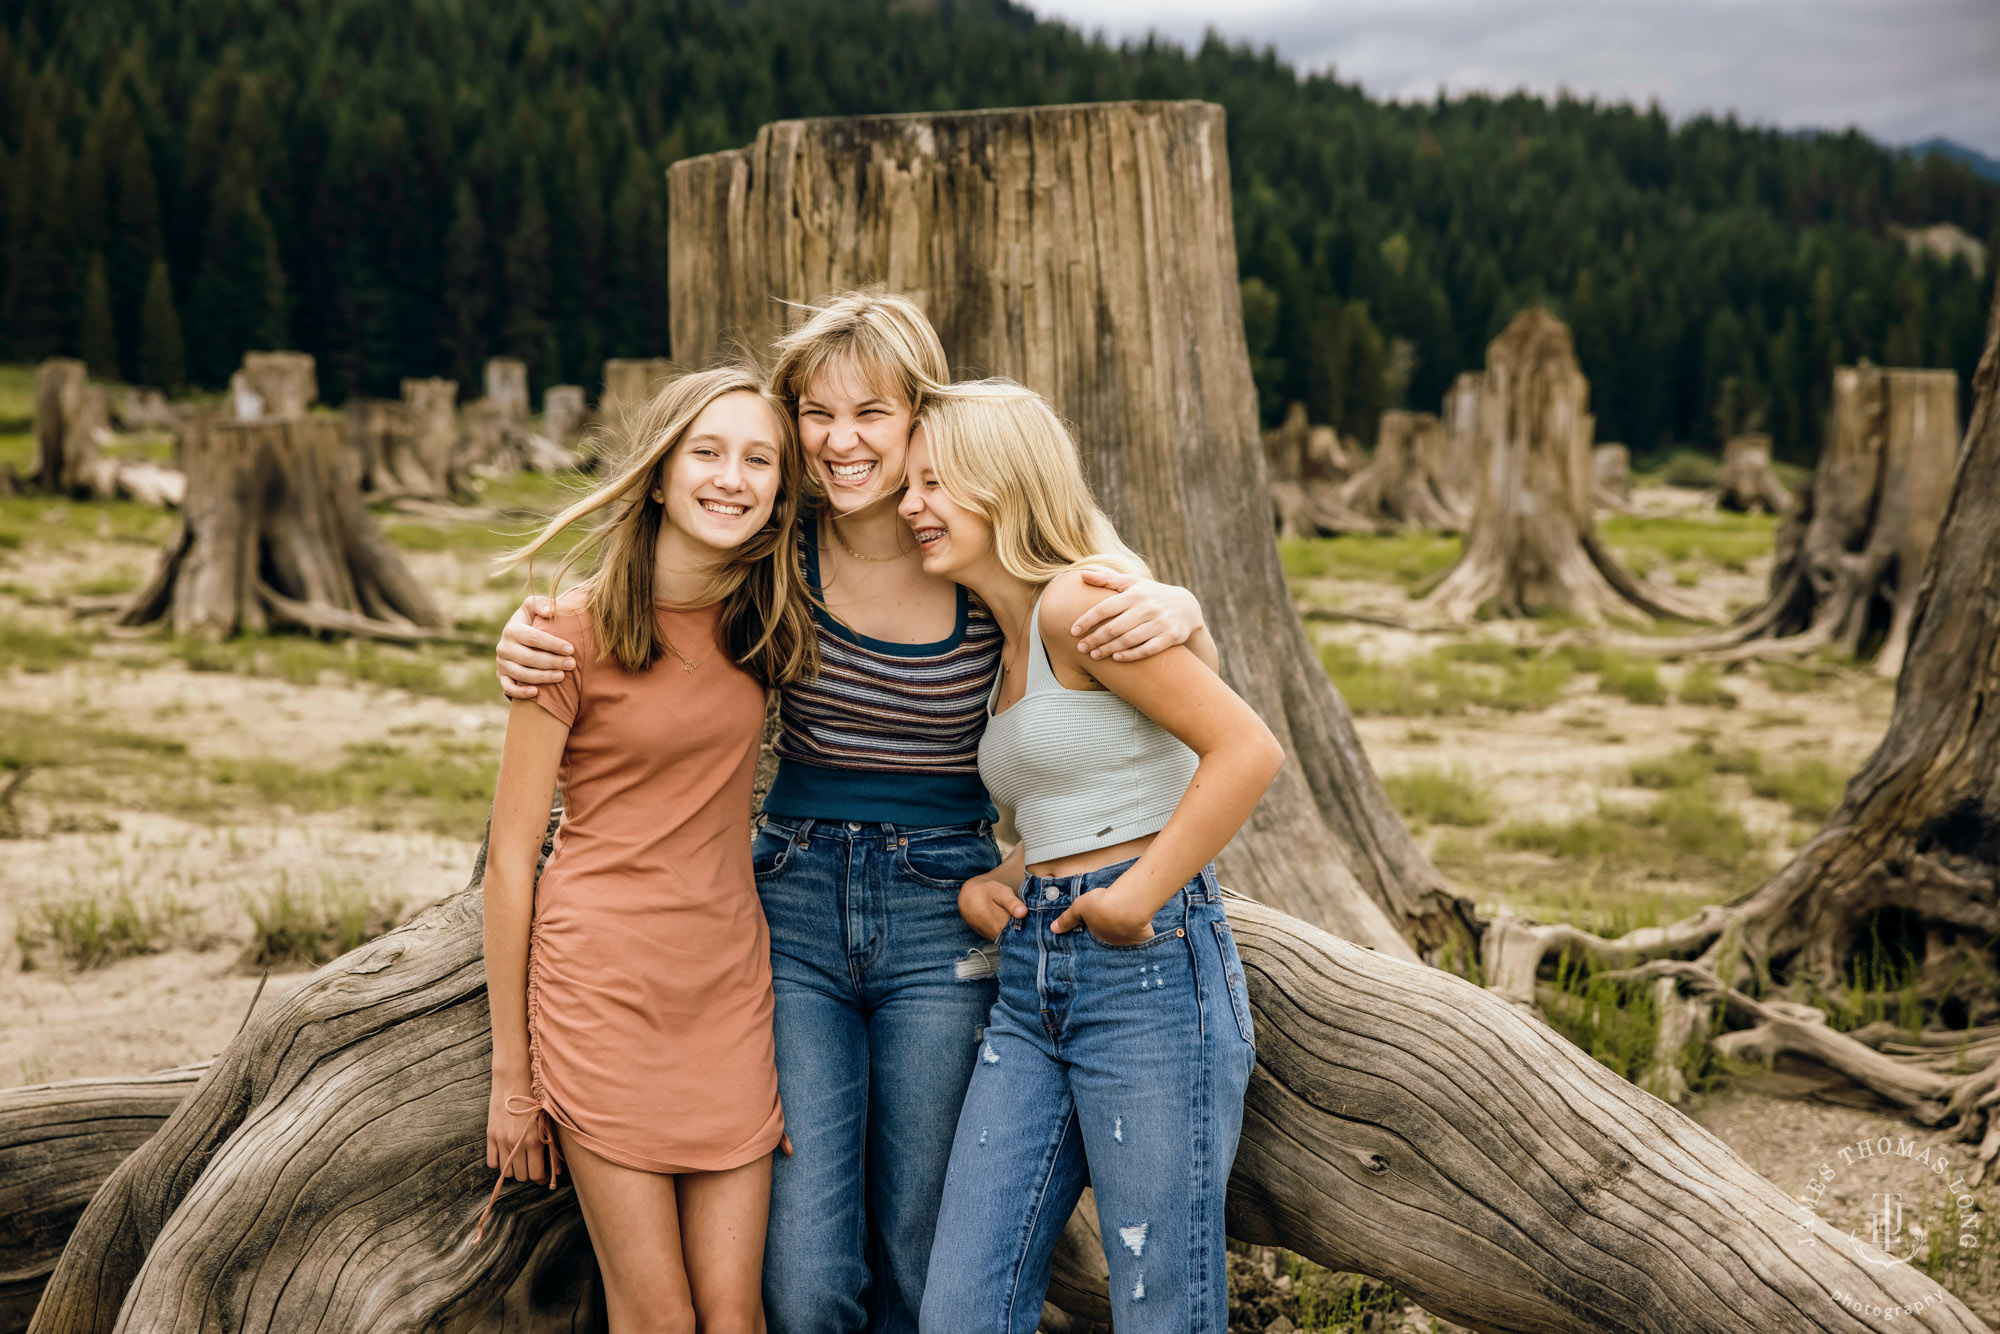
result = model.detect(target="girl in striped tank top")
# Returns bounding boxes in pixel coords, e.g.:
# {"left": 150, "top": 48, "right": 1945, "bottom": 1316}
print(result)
{"left": 496, "top": 288, "right": 1214, "bottom": 1334}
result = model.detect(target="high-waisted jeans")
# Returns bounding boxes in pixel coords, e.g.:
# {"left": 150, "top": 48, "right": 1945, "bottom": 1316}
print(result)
{"left": 919, "top": 860, "right": 1256, "bottom": 1334}
{"left": 753, "top": 815, "right": 1001, "bottom": 1334}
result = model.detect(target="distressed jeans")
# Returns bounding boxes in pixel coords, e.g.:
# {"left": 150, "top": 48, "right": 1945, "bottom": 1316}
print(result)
{"left": 753, "top": 816, "right": 1002, "bottom": 1334}
{"left": 919, "top": 860, "right": 1255, "bottom": 1334}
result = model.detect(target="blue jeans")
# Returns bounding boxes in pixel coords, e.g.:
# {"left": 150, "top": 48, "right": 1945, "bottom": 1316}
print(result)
{"left": 919, "top": 860, "right": 1255, "bottom": 1334}
{"left": 754, "top": 816, "right": 1002, "bottom": 1334}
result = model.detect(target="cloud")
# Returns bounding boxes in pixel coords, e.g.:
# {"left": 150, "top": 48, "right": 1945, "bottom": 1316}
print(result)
{"left": 1028, "top": 0, "right": 2000, "bottom": 157}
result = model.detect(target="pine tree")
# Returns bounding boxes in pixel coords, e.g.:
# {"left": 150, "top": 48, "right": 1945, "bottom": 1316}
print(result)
{"left": 3, "top": 109, "right": 72, "bottom": 362}
{"left": 111, "top": 129, "right": 164, "bottom": 379}
{"left": 188, "top": 155, "right": 288, "bottom": 386}
{"left": 502, "top": 166, "right": 553, "bottom": 377}
{"left": 139, "top": 259, "right": 186, "bottom": 391}
{"left": 442, "top": 178, "right": 489, "bottom": 388}
{"left": 80, "top": 252, "right": 118, "bottom": 376}
{"left": 608, "top": 146, "right": 669, "bottom": 356}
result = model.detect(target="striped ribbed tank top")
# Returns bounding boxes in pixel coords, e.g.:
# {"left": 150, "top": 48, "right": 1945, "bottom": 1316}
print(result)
{"left": 763, "top": 521, "right": 1003, "bottom": 825}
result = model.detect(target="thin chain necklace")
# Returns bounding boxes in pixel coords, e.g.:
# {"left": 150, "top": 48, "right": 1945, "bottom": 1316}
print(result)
{"left": 829, "top": 513, "right": 913, "bottom": 563}
{"left": 661, "top": 635, "right": 717, "bottom": 674}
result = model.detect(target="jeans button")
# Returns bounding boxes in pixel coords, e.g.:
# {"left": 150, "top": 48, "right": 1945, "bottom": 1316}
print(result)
{"left": 1042, "top": 888, "right": 1059, "bottom": 902}
{"left": 847, "top": 821, "right": 862, "bottom": 831}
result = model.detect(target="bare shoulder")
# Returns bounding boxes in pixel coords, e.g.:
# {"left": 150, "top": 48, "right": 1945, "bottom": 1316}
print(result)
{"left": 1034, "top": 570, "right": 1115, "bottom": 642}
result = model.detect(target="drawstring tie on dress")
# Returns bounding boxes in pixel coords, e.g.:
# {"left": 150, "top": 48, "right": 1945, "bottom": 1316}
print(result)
{"left": 475, "top": 1095, "right": 564, "bottom": 1243}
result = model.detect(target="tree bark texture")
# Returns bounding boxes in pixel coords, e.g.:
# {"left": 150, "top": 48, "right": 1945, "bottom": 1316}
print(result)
{"left": 29, "top": 361, "right": 109, "bottom": 497}
{"left": 352, "top": 379, "right": 462, "bottom": 500}
{"left": 1335, "top": 408, "right": 1469, "bottom": 531}
{"left": 1592, "top": 443, "right": 1632, "bottom": 509}
{"left": 229, "top": 353, "right": 317, "bottom": 422}
{"left": 1677, "top": 366, "right": 1960, "bottom": 677}
{"left": 1418, "top": 309, "right": 1705, "bottom": 625}
{"left": 1707, "top": 433, "right": 1793, "bottom": 514}
{"left": 666, "top": 99, "right": 1465, "bottom": 954}
{"left": 483, "top": 359, "right": 529, "bottom": 426}
{"left": 0, "top": 1069, "right": 204, "bottom": 1334}
{"left": 21, "top": 854, "right": 1985, "bottom": 1334}
{"left": 116, "top": 418, "right": 450, "bottom": 640}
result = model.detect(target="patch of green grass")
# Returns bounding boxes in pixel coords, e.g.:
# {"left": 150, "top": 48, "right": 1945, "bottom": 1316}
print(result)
{"left": 0, "top": 430, "right": 31, "bottom": 473}
{"left": 1759, "top": 659, "right": 1822, "bottom": 694}
{"left": 1676, "top": 662, "right": 1739, "bottom": 707}
{"left": 1319, "top": 641, "right": 1572, "bottom": 717}
{"left": 1654, "top": 449, "right": 1721, "bottom": 489}
{"left": 1595, "top": 653, "right": 1667, "bottom": 705}
{"left": 1280, "top": 531, "right": 1460, "bottom": 587}
{"left": 1383, "top": 765, "right": 1492, "bottom": 827}
{"left": 1600, "top": 511, "right": 1776, "bottom": 573}
{"left": 1748, "top": 754, "right": 1847, "bottom": 821}
{"left": 194, "top": 738, "right": 497, "bottom": 838}
{"left": 171, "top": 634, "right": 494, "bottom": 704}
{"left": 16, "top": 891, "right": 186, "bottom": 971}
{"left": 65, "top": 568, "right": 143, "bottom": 598}
{"left": 0, "top": 616, "right": 100, "bottom": 673}
{"left": 0, "top": 495, "right": 178, "bottom": 549}
{"left": 1627, "top": 739, "right": 1763, "bottom": 792}
{"left": 241, "top": 874, "right": 401, "bottom": 969}
{"left": 1541, "top": 950, "right": 1730, "bottom": 1097}
{"left": 1494, "top": 785, "right": 1756, "bottom": 883}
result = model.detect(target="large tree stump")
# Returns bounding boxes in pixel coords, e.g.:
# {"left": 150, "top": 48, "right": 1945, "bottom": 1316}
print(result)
{"left": 28, "top": 361, "right": 109, "bottom": 497}
{"left": 1264, "top": 402, "right": 1366, "bottom": 537}
{"left": 355, "top": 377, "right": 461, "bottom": 500}
{"left": 229, "top": 352, "right": 317, "bottom": 422}
{"left": 1417, "top": 309, "right": 1705, "bottom": 625}
{"left": 668, "top": 100, "right": 1467, "bottom": 954}
{"left": 1670, "top": 365, "right": 1960, "bottom": 676}
{"left": 483, "top": 358, "right": 529, "bottom": 426}
{"left": 1707, "top": 432, "right": 1793, "bottom": 514}
{"left": 0, "top": 1068, "right": 204, "bottom": 1334}
{"left": 1482, "top": 284, "right": 2000, "bottom": 1176}
{"left": 542, "top": 386, "right": 586, "bottom": 447}
{"left": 596, "top": 358, "right": 674, "bottom": 468}
{"left": 1334, "top": 408, "right": 1469, "bottom": 531}
{"left": 117, "top": 418, "right": 450, "bottom": 640}
{"left": 1592, "top": 442, "right": 1633, "bottom": 509}
{"left": 15, "top": 868, "right": 1986, "bottom": 1334}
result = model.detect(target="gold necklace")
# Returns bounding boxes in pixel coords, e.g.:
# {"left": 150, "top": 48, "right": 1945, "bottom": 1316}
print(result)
{"left": 657, "top": 619, "right": 719, "bottom": 674}
{"left": 829, "top": 514, "right": 913, "bottom": 563}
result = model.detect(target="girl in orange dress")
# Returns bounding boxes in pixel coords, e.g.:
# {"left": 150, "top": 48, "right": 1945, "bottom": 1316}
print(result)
{"left": 480, "top": 366, "right": 817, "bottom": 1333}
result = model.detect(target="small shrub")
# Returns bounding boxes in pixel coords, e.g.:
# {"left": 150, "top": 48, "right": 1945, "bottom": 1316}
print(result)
{"left": 1657, "top": 449, "right": 1720, "bottom": 489}
{"left": 1748, "top": 755, "right": 1846, "bottom": 820}
{"left": 1595, "top": 654, "right": 1666, "bottom": 705}
{"left": 242, "top": 876, "right": 401, "bottom": 969}
{"left": 1383, "top": 765, "right": 1492, "bottom": 827}
{"left": 1676, "top": 662, "right": 1738, "bottom": 708}
{"left": 0, "top": 617, "right": 100, "bottom": 673}
{"left": 18, "top": 892, "right": 184, "bottom": 970}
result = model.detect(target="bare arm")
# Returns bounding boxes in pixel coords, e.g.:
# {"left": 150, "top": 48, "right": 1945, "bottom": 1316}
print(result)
{"left": 1072, "top": 570, "right": 1217, "bottom": 671}
{"left": 495, "top": 597, "right": 578, "bottom": 700}
{"left": 483, "top": 699, "right": 570, "bottom": 1182}
{"left": 1043, "top": 575, "right": 1284, "bottom": 944}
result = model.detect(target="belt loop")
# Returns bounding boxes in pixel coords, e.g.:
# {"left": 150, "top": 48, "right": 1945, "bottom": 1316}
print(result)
{"left": 796, "top": 817, "right": 815, "bottom": 848}
{"left": 1202, "top": 864, "right": 1219, "bottom": 902}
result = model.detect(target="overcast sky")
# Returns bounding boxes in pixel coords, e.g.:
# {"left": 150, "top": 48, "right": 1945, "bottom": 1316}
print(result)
{"left": 1028, "top": 0, "right": 2000, "bottom": 159}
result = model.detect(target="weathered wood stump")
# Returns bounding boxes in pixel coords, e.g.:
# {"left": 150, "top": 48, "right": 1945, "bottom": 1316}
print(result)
{"left": 229, "top": 352, "right": 317, "bottom": 422}
{"left": 0, "top": 1068, "right": 204, "bottom": 1333}
{"left": 28, "top": 361, "right": 110, "bottom": 497}
{"left": 597, "top": 358, "right": 674, "bottom": 468}
{"left": 1417, "top": 309, "right": 1705, "bottom": 625}
{"left": 1670, "top": 365, "right": 1959, "bottom": 676}
{"left": 1335, "top": 408, "right": 1469, "bottom": 531}
{"left": 483, "top": 358, "right": 530, "bottom": 426}
{"left": 1707, "top": 432, "right": 1792, "bottom": 514}
{"left": 669, "top": 99, "right": 1467, "bottom": 953}
{"left": 1592, "top": 442, "right": 1632, "bottom": 508}
{"left": 117, "top": 417, "right": 450, "bottom": 640}
{"left": 15, "top": 872, "right": 1986, "bottom": 1334}
{"left": 542, "top": 386, "right": 586, "bottom": 446}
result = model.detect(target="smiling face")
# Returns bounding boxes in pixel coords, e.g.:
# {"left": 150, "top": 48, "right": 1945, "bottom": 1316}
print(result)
{"left": 796, "top": 358, "right": 915, "bottom": 514}
{"left": 897, "top": 429, "right": 994, "bottom": 580}
{"left": 653, "top": 390, "right": 784, "bottom": 556}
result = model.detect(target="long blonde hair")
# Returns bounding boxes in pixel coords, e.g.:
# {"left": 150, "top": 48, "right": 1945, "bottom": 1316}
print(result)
{"left": 917, "top": 379, "right": 1149, "bottom": 584}
{"left": 503, "top": 365, "right": 817, "bottom": 687}
{"left": 769, "top": 287, "right": 950, "bottom": 500}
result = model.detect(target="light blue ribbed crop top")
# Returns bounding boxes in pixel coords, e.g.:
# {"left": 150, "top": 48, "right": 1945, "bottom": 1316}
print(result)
{"left": 976, "top": 591, "right": 1200, "bottom": 864}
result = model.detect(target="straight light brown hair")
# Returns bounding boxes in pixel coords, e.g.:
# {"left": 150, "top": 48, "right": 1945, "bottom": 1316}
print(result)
{"left": 503, "top": 365, "right": 818, "bottom": 688}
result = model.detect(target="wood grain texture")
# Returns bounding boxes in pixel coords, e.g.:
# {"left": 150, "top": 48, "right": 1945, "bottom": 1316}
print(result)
{"left": 0, "top": 1069, "right": 203, "bottom": 1334}
{"left": 667, "top": 99, "right": 1467, "bottom": 955}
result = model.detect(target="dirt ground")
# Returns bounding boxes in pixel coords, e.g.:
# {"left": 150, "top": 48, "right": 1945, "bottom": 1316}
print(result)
{"left": 2, "top": 471, "right": 1991, "bottom": 1329}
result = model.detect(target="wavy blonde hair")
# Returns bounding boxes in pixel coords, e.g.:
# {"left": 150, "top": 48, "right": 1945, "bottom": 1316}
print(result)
{"left": 503, "top": 365, "right": 817, "bottom": 687}
{"left": 769, "top": 286, "right": 950, "bottom": 499}
{"left": 917, "top": 378, "right": 1149, "bottom": 584}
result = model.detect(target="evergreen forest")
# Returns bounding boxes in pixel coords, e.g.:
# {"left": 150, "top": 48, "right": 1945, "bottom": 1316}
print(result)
{"left": 4, "top": 0, "right": 1995, "bottom": 461}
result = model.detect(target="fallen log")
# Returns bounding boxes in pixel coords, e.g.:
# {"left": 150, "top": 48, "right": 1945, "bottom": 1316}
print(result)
{"left": 15, "top": 857, "right": 1987, "bottom": 1334}
{"left": 0, "top": 1067, "right": 204, "bottom": 1334}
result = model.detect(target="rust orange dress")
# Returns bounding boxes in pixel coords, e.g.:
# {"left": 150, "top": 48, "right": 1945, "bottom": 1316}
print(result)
{"left": 521, "top": 601, "right": 782, "bottom": 1174}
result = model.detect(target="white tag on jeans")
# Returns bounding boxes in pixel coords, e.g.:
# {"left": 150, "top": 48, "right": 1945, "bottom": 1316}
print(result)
{"left": 954, "top": 943, "right": 1000, "bottom": 980}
